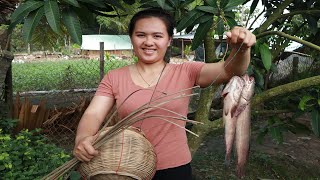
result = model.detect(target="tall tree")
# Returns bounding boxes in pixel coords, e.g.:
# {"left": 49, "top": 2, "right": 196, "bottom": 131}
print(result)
{"left": 0, "top": 0, "right": 19, "bottom": 50}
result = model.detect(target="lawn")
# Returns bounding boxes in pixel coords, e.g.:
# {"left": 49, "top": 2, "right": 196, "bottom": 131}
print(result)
{"left": 12, "top": 58, "right": 130, "bottom": 92}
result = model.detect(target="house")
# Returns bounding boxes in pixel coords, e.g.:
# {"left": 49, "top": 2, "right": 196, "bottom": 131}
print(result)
{"left": 172, "top": 33, "right": 227, "bottom": 61}
{"left": 81, "top": 35, "right": 133, "bottom": 59}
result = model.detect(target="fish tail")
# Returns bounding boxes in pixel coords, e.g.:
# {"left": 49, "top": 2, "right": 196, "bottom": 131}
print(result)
{"left": 236, "top": 163, "right": 245, "bottom": 179}
{"left": 224, "top": 153, "right": 231, "bottom": 167}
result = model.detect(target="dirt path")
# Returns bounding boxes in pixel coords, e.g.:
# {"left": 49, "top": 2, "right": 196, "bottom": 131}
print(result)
{"left": 191, "top": 117, "right": 320, "bottom": 179}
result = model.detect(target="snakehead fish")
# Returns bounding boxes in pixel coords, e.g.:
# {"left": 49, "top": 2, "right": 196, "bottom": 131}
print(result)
{"left": 235, "top": 74, "right": 255, "bottom": 178}
{"left": 221, "top": 76, "right": 245, "bottom": 166}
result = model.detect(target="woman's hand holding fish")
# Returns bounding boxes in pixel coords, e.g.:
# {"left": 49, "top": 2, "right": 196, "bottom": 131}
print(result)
{"left": 225, "top": 26, "right": 256, "bottom": 53}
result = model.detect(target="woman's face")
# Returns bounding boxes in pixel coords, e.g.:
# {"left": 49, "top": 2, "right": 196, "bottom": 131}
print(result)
{"left": 131, "top": 17, "right": 171, "bottom": 64}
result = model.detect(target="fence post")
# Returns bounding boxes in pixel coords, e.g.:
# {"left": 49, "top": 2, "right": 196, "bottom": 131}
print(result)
{"left": 292, "top": 56, "right": 299, "bottom": 81}
{"left": 100, "top": 42, "right": 104, "bottom": 81}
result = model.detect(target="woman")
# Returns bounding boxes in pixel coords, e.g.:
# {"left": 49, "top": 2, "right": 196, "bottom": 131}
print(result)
{"left": 73, "top": 8, "right": 256, "bottom": 180}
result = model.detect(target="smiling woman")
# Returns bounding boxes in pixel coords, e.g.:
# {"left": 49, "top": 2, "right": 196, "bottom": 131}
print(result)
{"left": 73, "top": 7, "right": 255, "bottom": 180}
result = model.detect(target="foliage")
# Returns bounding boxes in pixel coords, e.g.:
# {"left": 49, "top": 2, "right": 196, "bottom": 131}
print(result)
{"left": 0, "top": 119, "right": 18, "bottom": 134}
{"left": 12, "top": 58, "right": 130, "bottom": 92}
{"left": 0, "top": 128, "right": 70, "bottom": 179}
{"left": 0, "top": 24, "right": 27, "bottom": 52}
{"left": 96, "top": 0, "right": 141, "bottom": 35}
{"left": 184, "top": 45, "right": 192, "bottom": 55}
{"left": 298, "top": 86, "right": 320, "bottom": 137}
{"left": 9, "top": 0, "right": 151, "bottom": 44}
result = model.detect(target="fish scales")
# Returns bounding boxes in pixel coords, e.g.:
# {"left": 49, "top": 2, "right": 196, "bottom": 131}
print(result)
{"left": 221, "top": 74, "right": 255, "bottom": 178}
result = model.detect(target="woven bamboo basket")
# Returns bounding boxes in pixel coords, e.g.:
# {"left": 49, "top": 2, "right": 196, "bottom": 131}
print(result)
{"left": 78, "top": 126, "right": 156, "bottom": 180}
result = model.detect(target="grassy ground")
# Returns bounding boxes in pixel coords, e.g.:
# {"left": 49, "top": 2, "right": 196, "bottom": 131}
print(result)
{"left": 12, "top": 58, "right": 130, "bottom": 92}
{"left": 191, "top": 120, "right": 320, "bottom": 180}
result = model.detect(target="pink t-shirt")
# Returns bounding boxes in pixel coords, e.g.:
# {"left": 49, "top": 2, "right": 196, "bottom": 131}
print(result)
{"left": 95, "top": 61, "right": 205, "bottom": 170}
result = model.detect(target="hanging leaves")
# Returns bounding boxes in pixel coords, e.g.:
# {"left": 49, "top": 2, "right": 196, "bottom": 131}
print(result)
{"left": 44, "top": 0, "right": 62, "bottom": 34}
{"left": 191, "top": 18, "right": 213, "bottom": 50}
{"left": 62, "top": 0, "right": 80, "bottom": 7}
{"left": 176, "top": 10, "right": 205, "bottom": 32}
{"left": 259, "top": 43, "right": 272, "bottom": 71}
{"left": 62, "top": 9, "right": 82, "bottom": 45}
{"left": 224, "top": 0, "right": 247, "bottom": 11}
{"left": 22, "top": 7, "right": 44, "bottom": 42}
{"left": 11, "top": 0, "right": 44, "bottom": 23}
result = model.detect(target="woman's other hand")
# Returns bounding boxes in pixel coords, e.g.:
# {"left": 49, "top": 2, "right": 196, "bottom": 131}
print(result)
{"left": 73, "top": 135, "right": 99, "bottom": 162}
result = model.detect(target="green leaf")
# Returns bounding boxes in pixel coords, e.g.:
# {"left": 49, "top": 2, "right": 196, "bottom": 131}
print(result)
{"left": 176, "top": 10, "right": 205, "bottom": 32}
{"left": 185, "top": 25, "right": 194, "bottom": 34}
{"left": 250, "top": 0, "right": 259, "bottom": 15}
{"left": 62, "top": 0, "right": 80, "bottom": 7}
{"left": 191, "top": 18, "right": 213, "bottom": 50}
{"left": 106, "top": 0, "right": 125, "bottom": 10}
{"left": 162, "top": 3, "right": 174, "bottom": 11}
{"left": 62, "top": 9, "right": 82, "bottom": 45}
{"left": 168, "top": 0, "right": 178, "bottom": 7}
{"left": 78, "top": 0, "right": 106, "bottom": 8}
{"left": 225, "top": 17, "right": 238, "bottom": 29}
{"left": 156, "top": 0, "right": 166, "bottom": 8}
{"left": 220, "top": 0, "right": 230, "bottom": 9}
{"left": 225, "top": 11, "right": 235, "bottom": 19}
{"left": 184, "top": 14, "right": 213, "bottom": 34}
{"left": 306, "top": 15, "right": 318, "bottom": 35}
{"left": 224, "top": 0, "right": 246, "bottom": 11}
{"left": 256, "top": 129, "right": 268, "bottom": 144}
{"left": 217, "top": 17, "right": 224, "bottom": 37}
{"left": 199, "top": 15, "right": 213, "bottom": 24}
{"left": 205, "top": 0, "right": 218, "bottom": 8}
{"left": 44, "top": 0, "right": 61, "bottom": 34}
{"left": 11, "top": 0, "right": 44, "bottom": 23}
{"left": 196, "top": 6, "right": 219, "bottom": 14}
{"left": 73, "top": 6, "right": 95, "bottom": 26}
{"left": 22, "top": 7, "right": 45, "bottom": 42}
{"left": 253, "top": 68, "right": 264, "bottom": 87}
{"left": 259, "top": 43, "right": 272, "bottom": 71}
{"left": 254, "top": 40, "right": 261, "bottom": 56}
{"left": 311, "top": 109, "right": 320, "bottom": 137}
{"left": 69, "top": 171, "right": 82, "bottom": 180}
{"left": 298, "top": 95, "right": 315, "bottom": 111}
{"left": 0, "top": 165, "right": 5, "bottom": 171}
{"left": 181, "top": 0, "right": 195, "bottom": 7}
{"left": 270, "top": 126, "right": 283, "bottom": 144}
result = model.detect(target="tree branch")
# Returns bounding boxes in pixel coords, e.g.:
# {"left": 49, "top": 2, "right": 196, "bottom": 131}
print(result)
{"left": 256, "top": 31, "right": 320, "bottom": 52}
{"left": 271, "top": 10, "right": 320, "bottom": 24}
{"left": 256, "top": 0, "right": 295, "bottom": 33}
{"left": 252, "top": 75, "right": 320, "bottom": 106}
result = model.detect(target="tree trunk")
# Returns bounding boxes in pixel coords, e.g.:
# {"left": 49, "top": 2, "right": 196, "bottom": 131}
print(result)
{"left": 0, "top": 51, "right": 14, "bottom": 119}
{"left": 188, "top": 22, "right": 218, "bottom": 155}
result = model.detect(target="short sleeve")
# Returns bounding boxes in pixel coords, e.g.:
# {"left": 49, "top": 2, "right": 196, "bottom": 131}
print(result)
{"left": 182, "top": 61, "right": 205, "bottom": 83}
{"left": 95, "top": 72, "right": 114, "bottom": 98}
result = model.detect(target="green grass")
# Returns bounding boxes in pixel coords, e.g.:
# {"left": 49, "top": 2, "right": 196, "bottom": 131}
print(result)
{"left": 12, "top": 59, "right": 130, "bottom": 92}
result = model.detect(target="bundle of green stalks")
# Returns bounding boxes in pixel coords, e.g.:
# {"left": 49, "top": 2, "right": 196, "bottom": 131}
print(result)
{"left": 42, "top": 87, "right": 203, "bottom": 180}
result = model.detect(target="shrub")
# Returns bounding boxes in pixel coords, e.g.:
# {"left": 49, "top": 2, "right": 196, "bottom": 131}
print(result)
{"left": 0, "top": 119, "right": 18, "bottom": 134}
{"left": 0, "top": 129, "right": 71, "bottom": 179}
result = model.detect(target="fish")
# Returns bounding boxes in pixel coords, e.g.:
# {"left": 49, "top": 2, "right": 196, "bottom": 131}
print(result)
{"left": 221, "top": 76, "right": 245, "bottom": 166}
{"left": 235, "top": 74, "right": 255, "bottom": 178}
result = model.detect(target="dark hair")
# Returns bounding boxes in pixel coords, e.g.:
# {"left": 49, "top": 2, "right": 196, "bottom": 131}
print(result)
{"left": 128, "top": 8, "right": 175, "bottom": 37}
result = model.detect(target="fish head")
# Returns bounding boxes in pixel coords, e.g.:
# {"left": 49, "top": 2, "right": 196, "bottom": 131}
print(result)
{"left": 241, "top": 74, "right": 255, "bottom": 100}
{"left": 221, "top": 76, "right": 244, "bottom": 101}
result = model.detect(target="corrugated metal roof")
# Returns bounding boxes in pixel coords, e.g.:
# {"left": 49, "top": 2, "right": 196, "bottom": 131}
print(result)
{"left": 81, "top": 35, "right": 132, "bottom": 50}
